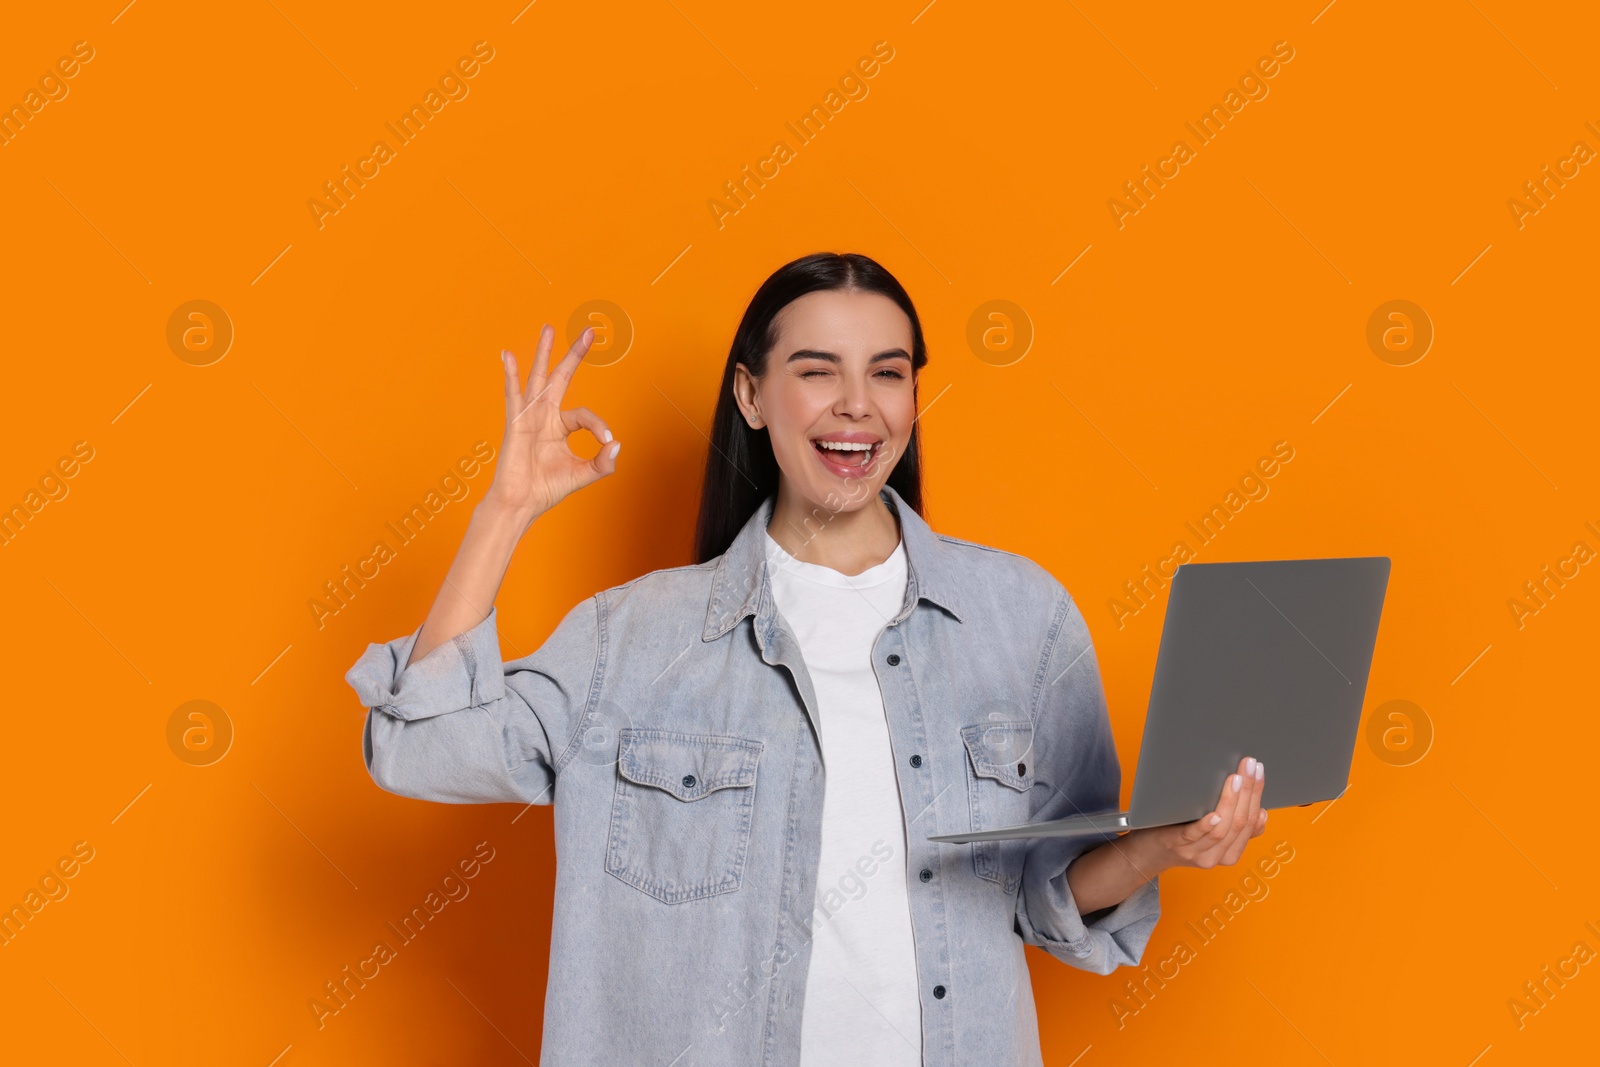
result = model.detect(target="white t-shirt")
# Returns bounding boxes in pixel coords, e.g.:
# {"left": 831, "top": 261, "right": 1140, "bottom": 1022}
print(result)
{"left": 763, "top": 529, "right": 923, "bottom": 1066}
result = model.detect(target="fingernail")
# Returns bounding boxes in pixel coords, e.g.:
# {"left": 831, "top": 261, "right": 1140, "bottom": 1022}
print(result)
{"left": 1245, "top": 757, "right": 1256, "bottom": 775}
{"left": 501, "top": 349, "right": 511, "bottom": 362}
{"left": 1232, "top": 774, "right": 1241, "bottom": 792}
{"left": 602, "top": 429, "right": 613, "bottom": 443}
{"left": 1255, "top": 762, "right": 1264, "bottom": 780}
{"left": 611, "top": 441, "right": 622, "bottom": 457}
{"left": 1209, "top": 814, "right": 1221, "bottom": 826}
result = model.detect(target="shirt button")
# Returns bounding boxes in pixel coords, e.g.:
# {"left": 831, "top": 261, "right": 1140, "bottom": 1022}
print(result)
{"left": 886, "top": 654, "right": 901, "bottom": 666}
{"left": 933, "top": 985, "right": 947, "bottom": 999}
{"left": 909, "top": 754, "right": 923, "bottom": 768}
{"left": 919, "top": 868, "right": 932, "bottom": 882}
{"left": 1017, "top": 761, "right": 1027, "bottom": 776}
{"left": 682, "top": 774, "right": 697, "bottom": 789}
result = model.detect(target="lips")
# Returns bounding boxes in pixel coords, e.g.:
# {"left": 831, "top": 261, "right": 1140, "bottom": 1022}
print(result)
{"left": 810, "top": 435, "right": 881, "bottom": 478}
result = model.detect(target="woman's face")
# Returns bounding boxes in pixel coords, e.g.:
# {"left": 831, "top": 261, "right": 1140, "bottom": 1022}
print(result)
{"left": 733, "top": 288, "right": 917, "bottom": 513}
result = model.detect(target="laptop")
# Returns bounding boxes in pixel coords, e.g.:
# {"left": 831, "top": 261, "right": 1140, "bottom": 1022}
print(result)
{"left": 928, "top": 556, "right": 1391, "bottom": 844}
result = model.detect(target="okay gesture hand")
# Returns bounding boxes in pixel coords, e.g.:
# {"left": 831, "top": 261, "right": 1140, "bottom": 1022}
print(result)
{"left": 483, "top": 322, "right": 621, "bottom": 525}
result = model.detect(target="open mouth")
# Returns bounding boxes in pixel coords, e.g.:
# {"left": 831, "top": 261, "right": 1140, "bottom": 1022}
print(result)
{"left": 810, "top": 436, "right": 881, "bottom": 477}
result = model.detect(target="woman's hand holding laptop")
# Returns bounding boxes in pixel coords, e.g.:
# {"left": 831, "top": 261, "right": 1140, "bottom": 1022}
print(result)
{"left": 1138, "top": 754, "right": 1268, "bottom": 869}
{"left": 1065, "top": 755, "right": 1268, "bottom": 913}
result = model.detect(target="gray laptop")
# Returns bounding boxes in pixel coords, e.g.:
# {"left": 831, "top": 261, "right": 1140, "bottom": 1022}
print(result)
{"left": 928, "top": 556, "right": 1391, "bottom": 844}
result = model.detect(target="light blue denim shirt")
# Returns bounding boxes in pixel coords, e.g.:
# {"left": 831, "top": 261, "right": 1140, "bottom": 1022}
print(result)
{"left": 345, "top": 484, "right": 1159, "bottom": 1066}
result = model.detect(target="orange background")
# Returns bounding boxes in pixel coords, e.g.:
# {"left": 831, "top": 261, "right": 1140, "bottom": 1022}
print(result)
{"left": 3, "top": 1, "right": 1596, "bottom": 1063}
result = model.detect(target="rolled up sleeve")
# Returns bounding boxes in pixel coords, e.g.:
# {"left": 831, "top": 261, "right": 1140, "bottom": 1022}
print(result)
{"left": 344, "top": 598, "right": 602, "bottom": 806}
{"left": 1014, "top": 585, "right": 1160, "bottom": 975}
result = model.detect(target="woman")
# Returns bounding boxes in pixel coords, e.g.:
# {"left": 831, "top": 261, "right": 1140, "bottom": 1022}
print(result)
{"left": 346, "top": 252, "right": 1267, "bottom": 1067}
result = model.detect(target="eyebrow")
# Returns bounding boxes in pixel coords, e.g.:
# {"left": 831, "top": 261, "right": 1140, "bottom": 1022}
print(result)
{"left": 785, "top": 348, "right": 912, "bottom": 365}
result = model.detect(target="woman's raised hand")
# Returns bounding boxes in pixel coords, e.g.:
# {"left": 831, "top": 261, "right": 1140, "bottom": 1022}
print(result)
{"left": 483, "top": 323, "right": 620, "bottom": 525}
{"left": 402, "top": 324, "right": 618, "bottom": 667}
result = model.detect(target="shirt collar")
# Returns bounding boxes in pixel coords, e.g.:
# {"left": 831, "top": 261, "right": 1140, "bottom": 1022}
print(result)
{"left": 701, "top": 483, "right": 964, "bottom": 642}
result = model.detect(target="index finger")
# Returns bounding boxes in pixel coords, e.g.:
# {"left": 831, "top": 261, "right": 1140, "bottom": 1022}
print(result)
{"left": 1247, "top": 759, "right": 1267, "bottom": 836}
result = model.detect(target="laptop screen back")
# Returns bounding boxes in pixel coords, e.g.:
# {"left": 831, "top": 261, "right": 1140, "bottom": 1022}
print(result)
{"left": 1126, "top": 556, "right": 1391, "bottom": 827}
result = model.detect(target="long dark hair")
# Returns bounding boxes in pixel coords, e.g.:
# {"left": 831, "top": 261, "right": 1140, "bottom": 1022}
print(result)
{"left": 693, "top": 252, "right": 930, "bottom": 564}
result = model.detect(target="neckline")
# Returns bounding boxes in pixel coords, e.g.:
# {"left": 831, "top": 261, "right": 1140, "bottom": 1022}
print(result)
{"left": 762, "top": 530, "right": 906, "bottom": 589}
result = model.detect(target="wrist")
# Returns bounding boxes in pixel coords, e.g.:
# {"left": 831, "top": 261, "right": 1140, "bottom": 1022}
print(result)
{"left": 1122, "top": 826, "right": 1178, "bottom": 876}
{"left": 474, "top": 494, "right": 540, "bottom": 535}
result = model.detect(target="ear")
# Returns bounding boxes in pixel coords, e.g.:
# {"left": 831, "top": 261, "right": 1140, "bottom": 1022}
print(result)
{"left": 732, "top": 363, "right": 763, "bottom": 427}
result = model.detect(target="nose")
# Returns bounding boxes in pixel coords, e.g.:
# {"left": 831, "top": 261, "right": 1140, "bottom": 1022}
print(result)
{"left": 833, "top": 369, "right": 871, "bottom": 418}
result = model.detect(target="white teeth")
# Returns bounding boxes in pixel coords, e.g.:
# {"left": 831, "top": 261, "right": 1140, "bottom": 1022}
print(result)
{"left": 815, "top": 440, "right": 875, "bottom": 451}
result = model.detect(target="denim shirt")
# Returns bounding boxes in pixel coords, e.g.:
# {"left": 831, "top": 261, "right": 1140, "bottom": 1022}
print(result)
{"left": 345, "top": 484, "right": 1159, "bottom": 1067}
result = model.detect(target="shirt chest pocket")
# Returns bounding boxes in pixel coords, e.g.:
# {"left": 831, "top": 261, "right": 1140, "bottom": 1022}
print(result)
{"left": 960, "top": 721, "right": 1036, "bottom": 895}
{"left": 605, "top": 727, "right": 763, "bottom": 904}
